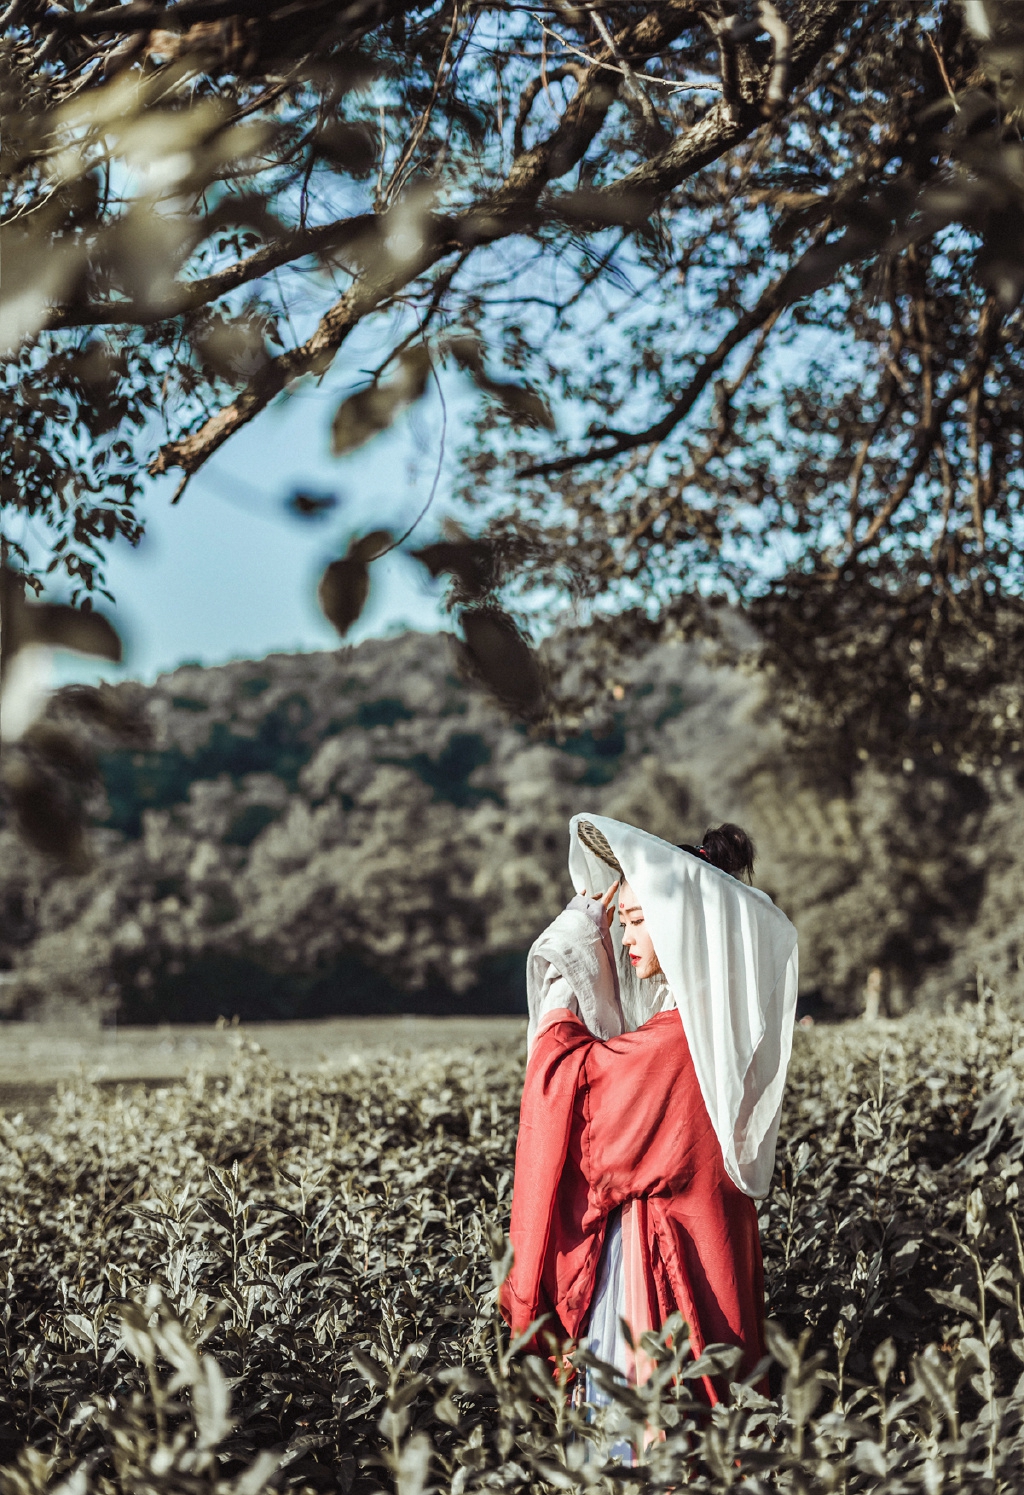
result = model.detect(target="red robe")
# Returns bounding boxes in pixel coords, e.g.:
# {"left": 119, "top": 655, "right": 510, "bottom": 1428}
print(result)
{"left": 501, "top": 1007, "right": 766, "bottom": 1402}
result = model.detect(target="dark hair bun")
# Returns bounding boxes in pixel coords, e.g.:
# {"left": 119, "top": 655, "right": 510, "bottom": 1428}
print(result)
{"left": 679, "top": 823, "right": 756, "bottom": 882}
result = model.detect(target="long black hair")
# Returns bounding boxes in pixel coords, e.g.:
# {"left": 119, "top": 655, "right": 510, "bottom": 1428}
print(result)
{"left": 679, "top": 823, "right": 756, "bottom": 883}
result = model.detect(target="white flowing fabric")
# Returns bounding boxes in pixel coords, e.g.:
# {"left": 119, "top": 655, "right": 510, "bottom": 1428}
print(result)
{"left": 525, "top": 895, "right": 624, "bottom": 1054}
{"left": 568, "top": 813, "right": 799, "bottom": 1199}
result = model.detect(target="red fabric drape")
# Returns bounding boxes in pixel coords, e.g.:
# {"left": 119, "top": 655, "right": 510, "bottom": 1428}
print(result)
{"left": 501, "top": 1008, "right": 766, "bottom": 1402}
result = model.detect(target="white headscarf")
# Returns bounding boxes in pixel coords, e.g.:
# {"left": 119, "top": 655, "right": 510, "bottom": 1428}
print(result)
{"left": 568, "top": 813, "right": 798, "bottom": 1199}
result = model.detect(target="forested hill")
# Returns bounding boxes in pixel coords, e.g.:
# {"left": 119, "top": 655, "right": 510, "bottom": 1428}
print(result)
{"left": 0, "top": 630, "right": 1019, "bottom": 1024}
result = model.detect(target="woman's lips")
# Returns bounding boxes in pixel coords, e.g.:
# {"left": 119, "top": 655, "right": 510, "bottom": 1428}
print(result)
{"left": 629, "top": 955, "right": 640, "bottom": 966}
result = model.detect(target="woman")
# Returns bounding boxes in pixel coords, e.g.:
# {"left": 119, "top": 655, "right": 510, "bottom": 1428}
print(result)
{"left": 500, "top": 813, "right": 798, "bottom": 1408}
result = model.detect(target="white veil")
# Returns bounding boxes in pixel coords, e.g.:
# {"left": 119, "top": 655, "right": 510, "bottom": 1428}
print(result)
{"left": 568, "top": 813, "right": 799, "bottom": 1199}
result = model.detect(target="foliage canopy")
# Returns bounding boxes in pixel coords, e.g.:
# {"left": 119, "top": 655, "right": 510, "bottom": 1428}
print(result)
{"left": 6, "top": 0, "right": 1024, "bottom": 763}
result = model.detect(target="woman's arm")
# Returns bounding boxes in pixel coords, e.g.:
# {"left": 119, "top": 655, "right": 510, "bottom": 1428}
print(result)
{"left": 526, "top": 880, "right": 623, "bottom": 1052}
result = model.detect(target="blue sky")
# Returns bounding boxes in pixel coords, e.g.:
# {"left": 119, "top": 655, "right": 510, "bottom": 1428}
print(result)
{"left": 45, "top": 371, "right": 471, "bottom": 687}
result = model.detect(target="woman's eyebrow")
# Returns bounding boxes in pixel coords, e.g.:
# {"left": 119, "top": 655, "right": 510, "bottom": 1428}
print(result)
{"left": 620, "top": 904, "right": 642, "bottom": 915}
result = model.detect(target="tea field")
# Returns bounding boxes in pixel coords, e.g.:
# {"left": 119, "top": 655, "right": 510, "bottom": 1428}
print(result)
{"left": 0, "top": 1002, "right": 1022, "bottom": 1495}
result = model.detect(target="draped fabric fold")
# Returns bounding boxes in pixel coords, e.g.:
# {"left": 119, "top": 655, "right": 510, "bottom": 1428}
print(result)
{"left": 501, "top": 1008, "right": 766, "bottom": 1405}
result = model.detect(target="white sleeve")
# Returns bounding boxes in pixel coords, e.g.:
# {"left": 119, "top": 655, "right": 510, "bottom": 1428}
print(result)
{"left": 526, "top": 970, "right": 580, "bottom": 1056}
{"left": 526, "top": 902, "right": 623, "bottom": 1054}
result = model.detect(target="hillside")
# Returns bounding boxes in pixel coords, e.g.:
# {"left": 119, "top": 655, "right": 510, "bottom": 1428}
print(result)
{"left": 0, "top": 628, "right": 1019, "bottom": 1022}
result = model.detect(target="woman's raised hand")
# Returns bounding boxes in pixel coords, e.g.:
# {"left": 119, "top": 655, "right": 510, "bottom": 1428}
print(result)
{"left": 579, "top": 880, "right": 620, "bottom": 930}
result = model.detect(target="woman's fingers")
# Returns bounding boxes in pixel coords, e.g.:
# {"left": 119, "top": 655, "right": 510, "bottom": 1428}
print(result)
{"left": 579, "top": 882, "right": 619, "bottom": 928}
{"left": 599, "top": 880, "right": 620, "bottom": 925}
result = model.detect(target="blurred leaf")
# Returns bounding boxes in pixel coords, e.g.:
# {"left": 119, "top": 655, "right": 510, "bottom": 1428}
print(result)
{"left": 25, "top": 604, "right": 121, "bottom": 663}
{"left": 448, "top": 338, "right": 554, "bottom": 431}
{"left": 685, "top": 1342, "right": 743, "bottom": 1379}
{"left": 411, "top": 539, "right": 494, "bottom": 599}
{"left": 0, "top": 567, "right": 121, "bottom": 675}
{"left": 555, "top": 187, "right": 656, "bottom": 230}
{"left": 0, "top": 754, "right": 88, "bottom": 868}
{"left": 319, "top": 558, "right": 369, "bottom": 636}
{"left": 872, "top": 1337, "right": 897, "bottom": 1386}
{"left": 913, "top": 1343, "right": 958, "bottom": 1426}
{"left": 349, "top": 529, "right": 393, "bottom": 563}
{"left": 230, "top": 1450, "right": 282, "bottom": 1495}
{"left": 974, "top": 207, "right": 1024, "bottom": 309}
{"left": 971, "top": 1078, "right": 1018, "bottom": 1131}
{"left": 853, "top": 1440, "right": 887, "bottom": 1477}
{"left": 23, "top": 723, "right": 99, "bottom": 786}
{"left": 331, "top": 349, "right": 432, "bottom": 456}
{"left": 317, "top": 122, "right": 377, "bottom": 177}
{"left": 318, "top": 531, "right": 392, "bottom": 637}
{"left": 202, "top": 194, "right": 285, "bottom": 243}
{"left": 54, "top": 682, "right": 153, "bottom": 745}
{"left": 192, "top": 1355, "right": 233, "bottom": 1450}
{"left": 194, "top": 314, "right": 270, "bottom": 382}
{"left": 459, "top": 607, "right": 545, "bottom": 716}
{"left": 395, "top": 1432, "right": 432, "bottom": 1495}
{"left": 286, "top": 490, "right": 340, "bottom": 520}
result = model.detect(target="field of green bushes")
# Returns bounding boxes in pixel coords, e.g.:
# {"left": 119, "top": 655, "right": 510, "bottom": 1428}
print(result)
{"left": 0, "top": 1000, "right": 1023, "bottom": 1495}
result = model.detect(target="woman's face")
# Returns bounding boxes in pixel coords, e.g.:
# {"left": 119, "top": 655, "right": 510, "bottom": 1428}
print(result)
{"left": 619, "top": 881, "right": 663, "bottom": 980}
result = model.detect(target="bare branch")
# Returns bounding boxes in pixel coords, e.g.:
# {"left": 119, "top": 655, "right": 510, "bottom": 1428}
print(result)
{"left": 758, "top": 0, "right": 792, "bottom": 116}
{"left": 611, "top": 313, "right": 778, "bottom": 561}
{"left": 588, "top": 5, "right": 665, "bottom": 146}
{"left": 519, "top": 266, "right": 793, "bottom": 478}
{"left": 43, "top": 215, "right": 380, "bottom": 330}
{"left": 589, "top": 0, "right": 845, "bottom": 204}
{"left": 841, "top": 301, "right": 1002, "bottom": 565}
{"left": 514, "top": 64, "right": 587, "bottom": 157}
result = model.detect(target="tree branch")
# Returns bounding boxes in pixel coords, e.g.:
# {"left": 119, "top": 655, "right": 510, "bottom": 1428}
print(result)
{"left": 514, "top": 64, "right": 587, "bottom": 157}
{"left": 43, "top": 215, "right": 379, "bottom": 330}
{"left": 146, "top": 0, "right": 700, "bottom": 480}
{"left": 518, "top": 266, "right": 793, "bottom": 478}
{"left": 41, "top": 0, "right": 376, "bottom": 36}
{"left": 840, "top": 301, "right": 1002, "bottom": 565}
{"left": 758, "top": 1, "right": 792, "bottom": 116}
{"left": 587, "top": 0, "right": 846, "bottom": 206}
{"left": 610, "top": 315, "right": 777, "bottom": 564}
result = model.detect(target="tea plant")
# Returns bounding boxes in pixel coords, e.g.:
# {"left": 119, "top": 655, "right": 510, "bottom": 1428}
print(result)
{"left": 0, "top": 1002, "right": 1022, "bottom": 1494}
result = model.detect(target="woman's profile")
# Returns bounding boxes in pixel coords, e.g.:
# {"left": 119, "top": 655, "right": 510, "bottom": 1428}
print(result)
{"left": 500, "top": 812, "right": 799, "bottom": 1414}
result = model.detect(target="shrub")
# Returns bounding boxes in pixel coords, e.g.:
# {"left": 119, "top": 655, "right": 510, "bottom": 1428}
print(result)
{"left": 0, "top": 1001, "right": 1022, "bottom": 1492}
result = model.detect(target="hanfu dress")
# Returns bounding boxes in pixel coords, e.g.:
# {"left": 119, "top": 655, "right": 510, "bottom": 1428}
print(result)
{"left": 500, "top": 814, "right": 799, "bottom": 1408}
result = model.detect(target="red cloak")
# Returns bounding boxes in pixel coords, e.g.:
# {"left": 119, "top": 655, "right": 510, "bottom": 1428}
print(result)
{"left": 501, "top": 1008, "right": 766, "bottom": 1401}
